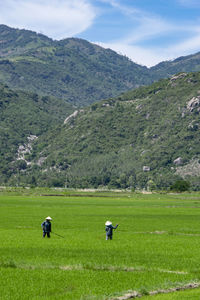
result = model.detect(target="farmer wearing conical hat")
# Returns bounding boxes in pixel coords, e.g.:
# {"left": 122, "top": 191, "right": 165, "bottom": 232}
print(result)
{"left": 41, "top": 216, "right": 52, "bottom": 238}
{"left": 105, "top": 221, "right": 118, "bottom": 240}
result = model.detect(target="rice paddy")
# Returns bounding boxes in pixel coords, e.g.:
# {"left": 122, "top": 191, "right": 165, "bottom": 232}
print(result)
{"left": 0, "top": 189, "right": 200, "bottom": 299}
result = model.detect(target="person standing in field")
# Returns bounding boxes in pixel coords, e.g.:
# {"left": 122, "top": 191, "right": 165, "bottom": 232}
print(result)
{"left": 41, "top": 216, "right": 52, "bottom": 238}
{"left": 105, "top": 221, "right": 118, "bottom": 240}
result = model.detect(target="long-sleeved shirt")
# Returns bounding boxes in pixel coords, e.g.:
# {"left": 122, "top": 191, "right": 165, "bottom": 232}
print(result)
{"left": 105, "top": 224, "right": 118, "bottom": 236}
{"left": 41, "top": 221, "right": 51, "bottom": 232}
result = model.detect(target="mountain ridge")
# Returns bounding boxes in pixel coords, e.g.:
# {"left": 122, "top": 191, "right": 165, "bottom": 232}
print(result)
{"left": 6, "top": 71, "right": 199, "bottom": 190}
{"left": 0, "top": 25, "right": 200, "bottom": 189}
{"left": 1, "top": 25, "right": 200, "bottom": 106}
{"left": 0, "top": 25, "right": 150, "bottom": 106}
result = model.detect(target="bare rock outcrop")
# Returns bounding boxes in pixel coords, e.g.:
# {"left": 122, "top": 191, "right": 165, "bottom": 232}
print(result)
{"left": 170, "top": 73, "right": 187, "bottom": 81}
{"left": 143, "top": 166, "right": 150, "bottom": 172}
{"left": 64, "top": 110, "right": 84, "bottom": 124}
{"left": 173, "top": 157, "right": 183, "bottom": 165}
{"left": 17, "top": 135, "right": 38, "bottom": 165}
{"left": 187, "top": 96, "right": 200, "bottom": 112}
{"left": 176, "top": 159, "right": 200, "bottom": 177}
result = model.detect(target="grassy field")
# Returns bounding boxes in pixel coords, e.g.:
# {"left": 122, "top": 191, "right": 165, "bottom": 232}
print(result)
{"left": 0, "top": 189, "right": 200, "bottom": 299}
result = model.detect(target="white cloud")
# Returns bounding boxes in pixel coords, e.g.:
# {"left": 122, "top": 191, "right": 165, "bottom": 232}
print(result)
{"left": 95, "top": 1, "right": 175, "bottom": 66}
{"left": 97, "top": 41, "right": 168, "bottom": 67}
{"left": 166, "top": 31, "right": 200, "bottom": 56}
{"left": 100, "top": 0, "right": 141, "bottom": 17}
{"left": 0, "top": 0, "right": 199, "bottom": 66}
{"left": 121, "top": 17, "right": 173, "bottom": 45}
{"left": 98, "top": 28, "right": 200, "bottom": 67}
{"left": 0, "top": 0, "right": 96, "bottom": 39}
{"left": 96, "top": 1, "right": 200, "bottom": 66}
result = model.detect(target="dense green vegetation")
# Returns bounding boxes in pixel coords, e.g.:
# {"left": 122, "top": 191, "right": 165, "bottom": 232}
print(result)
{"left": 151, "top": 52, "right": 200, "bottom": 79}
{"left": 9, "top": 72, "right": 199, "bottom": 190}
{"left": 1, "top": 189, "right": 200, "bottom": 299}
{"left": 2, "top": 25, "right": 200, "bottom": 106}
{"left": 0, "top": 25, "right": 151, "bottom": 106}
{"left": 1, "top": 25, "right": 200, "bottom": 189}
{"left": 170, "top": 180, "right": 190, "bottom": 192}
{"left": 0, "top": 83, "right": 74, "bottom": 184}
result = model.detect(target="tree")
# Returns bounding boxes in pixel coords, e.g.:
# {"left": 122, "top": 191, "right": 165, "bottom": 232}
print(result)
{"left": 147, "top": 179, "right": 157, "bottom": 191}
{"left": 170, "top": 180, "right": 190, "bottom": 192}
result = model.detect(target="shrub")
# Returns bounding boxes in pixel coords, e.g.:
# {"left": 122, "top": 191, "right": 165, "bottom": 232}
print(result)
{"left": 170, "top": 180, "right": 190, "bottom": 192}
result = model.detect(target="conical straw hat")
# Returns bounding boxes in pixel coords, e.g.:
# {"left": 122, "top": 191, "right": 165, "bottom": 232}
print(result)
{"left": 46, "top": 216, "right": 52, "bottom": 220}
{"left": 105, "top": 220, "right": 112, "bottom": 226}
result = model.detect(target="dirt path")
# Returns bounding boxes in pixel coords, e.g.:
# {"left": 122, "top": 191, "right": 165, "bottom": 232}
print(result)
{"left": 60, "top": 264, "right": 188, "bottom": 275}
{"left": 111, "top": 282, "right": 200, "bottom": 299}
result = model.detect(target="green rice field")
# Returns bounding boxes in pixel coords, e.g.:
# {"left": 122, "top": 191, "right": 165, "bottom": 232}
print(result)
{"left": 1, "top": 188, "right": 200, "bottom": 299}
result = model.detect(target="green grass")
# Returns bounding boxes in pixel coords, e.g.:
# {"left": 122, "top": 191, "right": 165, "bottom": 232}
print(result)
{"left": 0, "top": 190, "right": 200, "bottom": 299}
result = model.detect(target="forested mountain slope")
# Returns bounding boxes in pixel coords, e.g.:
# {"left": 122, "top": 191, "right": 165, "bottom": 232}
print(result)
{"left": 1, "top": 25, "right": 200, "bottom": 189}
{"left": 0, "top": 25, "right": 151, "bottom": 106}
{"left": 2, "top": 25, "right": 200, "bottom": 107}
{"left": 7, "top": 72, "right": 200, "bottom": 190}
{"left": 0, "top": 83, "right": 74, "bottom": 184}
{"left": 150, "top": 52, "right": 200, "bottom": 79}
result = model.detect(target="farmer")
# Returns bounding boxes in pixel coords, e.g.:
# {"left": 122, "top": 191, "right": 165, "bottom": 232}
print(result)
{"left": 105, "top": 221, "right": 118, "bottom": 240}
{"left": 41, "top": 216, "right": 52, "bottom": 238}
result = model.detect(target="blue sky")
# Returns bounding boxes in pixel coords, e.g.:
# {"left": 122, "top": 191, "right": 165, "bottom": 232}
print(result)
{"left": 0, "top": 0, "right": 200, "bottom": 66}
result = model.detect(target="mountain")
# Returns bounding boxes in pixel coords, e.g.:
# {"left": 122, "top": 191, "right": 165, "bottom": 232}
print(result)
{"left": 2, "top": 25, "right": 200, "bottom": 108}
{"left": 0, "top": 83, "right": 74, "bottom": 184}
{"left": 2, "top": 25, "right": 200, "bottom": 107}
{"left": 7, "top": 71, "right": 200, "bottom": 190}
{"left": 0, "top": 25, "right": 151, "bottom": 106}
{"left": 1, "top": 25, "right": 200, "bottom": 190}
{"left": 0, "top": 24, "right": 52, "bottom": 56}
{"left": 150, "top": 52, "right": 200, "bottom": 79}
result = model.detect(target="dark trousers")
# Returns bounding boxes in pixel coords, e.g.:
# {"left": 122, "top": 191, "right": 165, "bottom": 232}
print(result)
{"left": 106, "top": 235, "right": 112, "bottom": 240}
{"left": 43, "top": 231, "right": 50, "bottom": 238}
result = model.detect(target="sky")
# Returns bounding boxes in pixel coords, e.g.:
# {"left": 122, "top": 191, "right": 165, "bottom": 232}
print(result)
{"left": 0, "top": 0, "right": 200, "bottom": 67}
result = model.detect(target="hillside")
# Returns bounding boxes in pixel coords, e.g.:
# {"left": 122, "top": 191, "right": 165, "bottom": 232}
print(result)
{"left": 150, "top": 52, "right": 200, "bottom": 79}
{"left": 0, "top": 24, "right": 52, "bottom": 56}
{"left": 7, "top": 72, "right": 200, "bottom": 190}
{"left": 0, "top": 25, "right": 151, "bottom": 106}
{"left": 2, "top": 25, "right": 200, "bottom": 107}
{"left": 0, "top": 83, "right": 74, "bottom": 184}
